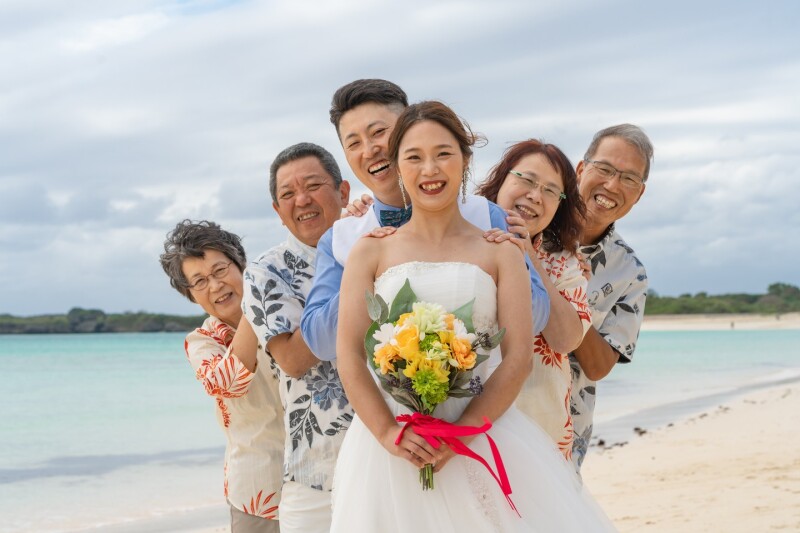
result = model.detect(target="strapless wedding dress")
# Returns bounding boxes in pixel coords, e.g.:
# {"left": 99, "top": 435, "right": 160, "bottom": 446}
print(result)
{"left": 330, "top": 262, "right": 616, "bottom": 532}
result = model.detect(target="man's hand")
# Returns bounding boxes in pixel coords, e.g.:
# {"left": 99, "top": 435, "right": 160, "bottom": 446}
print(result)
{"left": 341, "top": 194, "right": 374, "bottom": 218}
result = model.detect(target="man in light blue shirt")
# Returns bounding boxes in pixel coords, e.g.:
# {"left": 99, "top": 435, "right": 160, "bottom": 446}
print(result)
{"left": 301, "top": 79, "right": 549, "bottom": 361}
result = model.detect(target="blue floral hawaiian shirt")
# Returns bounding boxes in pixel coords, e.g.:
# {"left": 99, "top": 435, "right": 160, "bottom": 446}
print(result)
{"left": 569, "top": 225, "right": 647, "bottom": 472}
{"left": 242, "top": 233, "right": 352, "bottom": 491}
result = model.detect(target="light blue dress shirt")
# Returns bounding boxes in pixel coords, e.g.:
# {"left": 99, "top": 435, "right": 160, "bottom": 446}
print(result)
{"left": 300, "top": 197, "right": 550, "bottom": 361}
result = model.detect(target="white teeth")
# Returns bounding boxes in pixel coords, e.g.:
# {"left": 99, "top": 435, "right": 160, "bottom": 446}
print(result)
{"left": 421, "top": 182, "right": 444, "bottom": 191}
{"left": 595, "top": 195, "right": 617, "bottom": 209}
{"left": 516, "top": 205, "right": 538, "bottom": 217}
{"left": 297, "top": 212, "right": 318, "bottom": 221}
{"left": 369, "top": 162, "right": 390, "bottom": 174}
{"left": 215, "top": 293, "right": 231, "bottom": 304}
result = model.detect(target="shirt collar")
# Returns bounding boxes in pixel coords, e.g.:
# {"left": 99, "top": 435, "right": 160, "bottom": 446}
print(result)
{"left": 371, "top": 196, "right": 404, "bottom": 216}
{"left": 286, "top": 231, "right": 318, "bottom": 263}
{"left": 580, "top": 223, "right": 615, "bottom": 255}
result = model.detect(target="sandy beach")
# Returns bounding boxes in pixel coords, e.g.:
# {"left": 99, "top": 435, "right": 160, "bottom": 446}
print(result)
{"left": 641, "top": 312, "right": 800, "bottom": 331}
{"left": 583, "top": 382, "right": 800, "bottom": 532}
{"left": 182, "top": 383, "right": 800, "bottom": 533}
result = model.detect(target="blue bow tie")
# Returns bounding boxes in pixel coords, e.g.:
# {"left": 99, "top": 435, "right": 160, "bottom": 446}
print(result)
{"left": 379, "top": 207, "right": 412, "bottom": 228}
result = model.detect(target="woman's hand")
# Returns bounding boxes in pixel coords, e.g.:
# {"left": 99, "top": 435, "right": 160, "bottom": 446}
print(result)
{"left": 483, "top": 211, "right": 535, "bottom": 257}
{"left": 381, "top": 424, "right": 444, "bottom": 469}
{"left": 362, "top": 226, "right": 397, "bottom": 239}
{"left": 341, "top": 194, "right": 374, "bottom": 218}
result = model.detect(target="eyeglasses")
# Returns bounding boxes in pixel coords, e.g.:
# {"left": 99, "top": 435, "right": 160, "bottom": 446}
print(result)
{"left": 186, "top": 262, "right": 233, "bottom": 291}
{"left": 583, "top": 159, "right": 645, "bottom": 190}
{"left": 508, "top": 170, "right": 566, "bottom": 203}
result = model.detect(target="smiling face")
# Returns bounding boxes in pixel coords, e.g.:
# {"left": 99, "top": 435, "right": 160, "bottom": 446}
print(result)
{"left": 396, "top": 120, "right": 467, "bottom": 211}
{"left": 576, "top": 136, "right": 647, "bottom": 236}
{"left": 272, "top": 156, "right": 350, "bottom": 247}
{"left": 338, "top": 101, "right": 405, "bottom": 207}
{"left": 496, "top": 152, "right": 565, "bottom": 237}
{"left": 181, "top": 249, "right": 243, "bottom": 327}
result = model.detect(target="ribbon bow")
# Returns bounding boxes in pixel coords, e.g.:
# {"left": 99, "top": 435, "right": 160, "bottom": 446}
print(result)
{"left": 395, "top": 413, "right": 518, "bottom": 515}
{"left": 379, "top": 207, "right": 412, "bottom": 228}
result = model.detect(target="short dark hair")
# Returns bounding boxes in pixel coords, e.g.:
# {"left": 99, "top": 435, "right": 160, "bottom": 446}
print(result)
{"left": 387, "top": 101, "right": 484, "bottom": 177}
{"left": 329, "top": 79, "right": 408, "bottom": 136}
{"left": 584, "top": 124, "right": 654, "bottom": 181}
{"left": 476, "top": 140, "right": 586, "bottom": 255}
{"left": 269, "top": 142, "right": 343, "bottom": 203}
{"left": 159, "top": 219, "right": 246, "bottom": 303}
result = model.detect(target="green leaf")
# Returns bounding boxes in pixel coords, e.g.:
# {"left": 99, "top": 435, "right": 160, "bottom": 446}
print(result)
{"left": 364, "top": 322, "right": 380, "bottom": 369}
{"left": 365, "top": 290, "right": 380, "bottom": 321}
{"left": 447, "top": 388, "right": 477, "bottom": 398}
{"left": 474, "top": 352, "right": 490, "bottom": 367}
{"left": 452, "top": 370, "right": 473, "bottom": 388}
{"left": 388, "top": 279, "right": 417, "bottom": 321}
{"left": 365, "top": 290, "right": 388, "bottom": 322}
{"left": 485, "top": 328, "right": 506, "bottom": 349}
{"left": 452, "top": 298, "right": 475, "bottom": 332}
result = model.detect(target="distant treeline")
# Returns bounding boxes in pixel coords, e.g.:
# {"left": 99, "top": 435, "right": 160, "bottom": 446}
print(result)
{"left": 2, "top": 283, "right": 799, "bottom": 334}
{"left": 0, "top": 308, "right": 206, "bottom": 334}
{"left": 646, "top": 283, "right": 800, "bottom": 315}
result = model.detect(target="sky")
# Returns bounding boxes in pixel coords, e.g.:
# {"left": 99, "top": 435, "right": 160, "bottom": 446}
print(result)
{"left": 1, "top": 0, "right": 798, "bottom": 316}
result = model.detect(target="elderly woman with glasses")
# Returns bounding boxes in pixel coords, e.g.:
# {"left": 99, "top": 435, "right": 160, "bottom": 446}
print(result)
{"left": 160, "top": 219, "right": 283, "bottom": 533}
{"left": 477, "top": 140, "right": 591, "bottom": 461}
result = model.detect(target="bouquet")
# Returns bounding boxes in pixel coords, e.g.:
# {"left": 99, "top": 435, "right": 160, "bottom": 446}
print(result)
{"left": 365, "top": 279, "right": 505, "bottom": 490}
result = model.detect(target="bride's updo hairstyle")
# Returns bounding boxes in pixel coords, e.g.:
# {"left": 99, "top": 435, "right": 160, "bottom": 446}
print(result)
{"left": 387, "top": 101, "right": 485, "bottom": 176}
{"left": 476, "top": 140, "right": 586, "bottom": 255}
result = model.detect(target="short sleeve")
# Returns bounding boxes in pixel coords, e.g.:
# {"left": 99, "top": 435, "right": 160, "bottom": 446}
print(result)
{"left": 599, "top": 275, "right": 647, "bottom": 363}
{"left": 184, "top": 316, "right": 254, "bottom": 398}
{"left": 242, "top": 256, "right": 306, "bottom": 349}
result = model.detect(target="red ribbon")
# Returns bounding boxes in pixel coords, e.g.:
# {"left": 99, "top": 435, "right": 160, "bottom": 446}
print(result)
{"left": 394, "top": 412, "right": 518, "bottom": 515}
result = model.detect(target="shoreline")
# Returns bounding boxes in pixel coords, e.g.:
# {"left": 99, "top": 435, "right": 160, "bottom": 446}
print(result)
{"left": 641, "top": 312, "right": 800, "bottom": 331}
{"left": 583, "top": 380, "right": 800, "bottom": 532}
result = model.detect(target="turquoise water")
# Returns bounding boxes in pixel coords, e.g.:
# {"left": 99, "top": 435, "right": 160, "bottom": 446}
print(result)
{"left": 0, "top": 330, "right": 798, "bottom": 531}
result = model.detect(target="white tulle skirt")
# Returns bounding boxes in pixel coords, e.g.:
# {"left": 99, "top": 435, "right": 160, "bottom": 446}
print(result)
{"left": 330, "top": 402, "right": 616, "bottom": 532}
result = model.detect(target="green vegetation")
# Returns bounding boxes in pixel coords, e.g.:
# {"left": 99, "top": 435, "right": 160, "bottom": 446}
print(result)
{"left": 646, "top": 283, "right": 800, "bottom": 315}
{"left": 2, "top": 283, "right": 798, "bottom": 333}
{"left": 0, "top": 308, "right": 206, "bottom": 334}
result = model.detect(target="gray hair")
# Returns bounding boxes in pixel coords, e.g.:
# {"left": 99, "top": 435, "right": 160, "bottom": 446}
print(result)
{"left": 269, "top": 142, "right": 343, "bottom": 203}
{"left": 159, "top": 219, "right": 246, "bottom": 303}
{"left": 584, "top": 124, "right": 654, "bottom": 181}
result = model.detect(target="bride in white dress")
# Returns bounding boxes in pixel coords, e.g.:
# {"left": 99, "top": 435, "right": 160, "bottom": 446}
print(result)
{"left": 332, "top": 101, "right": 616, "bottom": 532}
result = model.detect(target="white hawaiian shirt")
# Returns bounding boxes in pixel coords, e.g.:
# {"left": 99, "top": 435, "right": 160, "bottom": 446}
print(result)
{"left": 516, "top": 238, "right": 592, "bottom": 462}
{"left": 184, "top": 317, "right": 284, "bottom": 519}
{"left": 242, "top": 233, "right": 352, "bottom": 492}
{"left": 569, "top": 225, "right": 647, "bottom": 472}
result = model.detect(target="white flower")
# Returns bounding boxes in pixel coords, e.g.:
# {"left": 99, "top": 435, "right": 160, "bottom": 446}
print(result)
{"left": 410, "top": 301, "right": 446, "bottom": 337}
{"left": 452, "top": 317, "right": 476, "bottom": 344}
{"left": 372, "top": 322, "right": 398, "bottom": 350}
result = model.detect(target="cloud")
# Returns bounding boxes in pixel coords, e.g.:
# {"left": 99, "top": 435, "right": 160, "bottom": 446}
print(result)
{"left": 1, "top": 0, "right": 798, "bottom": 314}
{"left": 60, "top": 12, "right": 169, "bottom": 52}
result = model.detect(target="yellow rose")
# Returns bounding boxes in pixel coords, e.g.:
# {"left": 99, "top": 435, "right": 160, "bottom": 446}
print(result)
{"left": 437, "top": 330, "right": 454, "bottom": 345}
{"left": 397, "top": 312, "right": 414, "bottom": 327}
{"left": 396, "top": 325, "right": 420, "bottom": 360}
{"left": 444, "top": 314, "right": 455, "bottom": 331}
{"left": 374, "top": 343, "right": 399, "bottom": 375}
{"left": 451, "top": 337, "right": 476, "bottom": 370}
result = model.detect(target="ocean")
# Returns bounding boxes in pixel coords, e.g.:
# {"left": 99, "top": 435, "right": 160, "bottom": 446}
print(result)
{"left": 1, "top": 329, "right": 798, "bottom": 532}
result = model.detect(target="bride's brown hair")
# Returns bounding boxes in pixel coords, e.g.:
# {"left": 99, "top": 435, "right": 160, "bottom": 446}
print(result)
{"left": 388, "top": 101, "right": 486, "bottom": 176}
